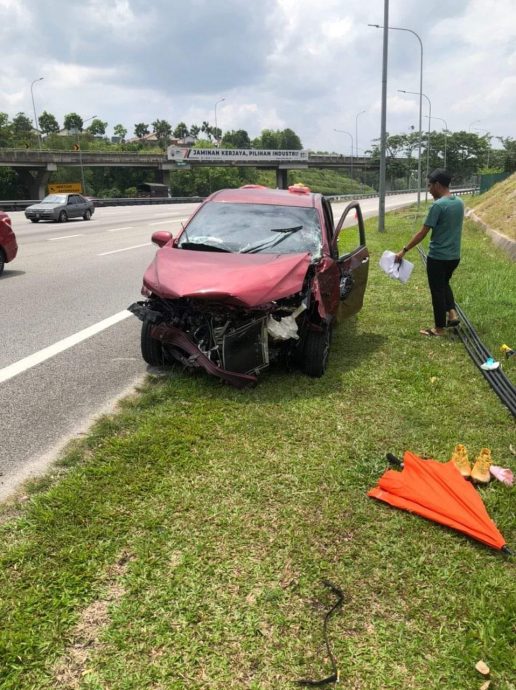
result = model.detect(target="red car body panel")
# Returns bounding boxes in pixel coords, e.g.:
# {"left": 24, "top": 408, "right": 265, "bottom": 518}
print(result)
{"left": 143, "top": 247, "right": 312, "bottom": 308}
{"left": 0, "top": 211, "right": 18, "bottom": 263}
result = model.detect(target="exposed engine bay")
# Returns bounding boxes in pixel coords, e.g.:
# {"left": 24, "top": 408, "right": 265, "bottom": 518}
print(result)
{"left": 129, "top": 289, "right": 317, "bottom": 386}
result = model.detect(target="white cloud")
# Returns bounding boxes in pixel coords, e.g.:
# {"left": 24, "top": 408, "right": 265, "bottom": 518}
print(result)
{"left": 0, "top": 0, "right": 514, "bottom": 150}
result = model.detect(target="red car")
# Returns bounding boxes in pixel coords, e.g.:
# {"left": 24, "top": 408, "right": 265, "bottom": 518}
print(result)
{"left": 129, "top": 185, "right": 369, "bottom": 387}
{"left": 0, "top": 210, "right": 18, "bottom": 276}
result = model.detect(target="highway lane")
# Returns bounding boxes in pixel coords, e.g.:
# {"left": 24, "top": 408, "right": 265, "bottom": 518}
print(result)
{"left": 0, "top": 193, "right": 419, "bottom": 501}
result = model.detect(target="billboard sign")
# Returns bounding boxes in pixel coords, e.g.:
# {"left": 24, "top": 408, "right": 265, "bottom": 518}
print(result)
{"left": 48, "top": 183, "right": 82, "bottom": 194}
{"left": 167, "top": 147, "right": 309, "bottom": 163}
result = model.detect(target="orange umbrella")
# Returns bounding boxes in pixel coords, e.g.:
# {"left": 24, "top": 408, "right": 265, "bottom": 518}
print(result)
{"left": 368, "top": 450, "right": 508, "bottom": 551}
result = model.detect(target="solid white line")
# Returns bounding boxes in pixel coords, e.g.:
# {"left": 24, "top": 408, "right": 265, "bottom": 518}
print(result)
{"left": 99, "top": 242, "right": 152, "bottom": 256}
{"left": 48, "top": 234, "right": 82, "bottom": 241}
{"left": 0, "top": 310, "right": 133, "bottom": 385}
{"left": 107, "top": 226, "right": 134, "bottom": 232}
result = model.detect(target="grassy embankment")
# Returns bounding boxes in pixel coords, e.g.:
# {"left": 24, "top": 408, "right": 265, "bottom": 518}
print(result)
{"left": 0, "top": 205, "right": 514, "bottom": 690}
{"left": 468, "top": 172, "right": 516, "bottom": 240}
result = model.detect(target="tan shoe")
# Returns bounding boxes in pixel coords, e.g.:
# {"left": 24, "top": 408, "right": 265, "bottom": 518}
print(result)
{"left": 451, "top": 444, "right": 471, "bottom": 478}
{"left": 471, "top": 448, "right": 493, "bottom": 484}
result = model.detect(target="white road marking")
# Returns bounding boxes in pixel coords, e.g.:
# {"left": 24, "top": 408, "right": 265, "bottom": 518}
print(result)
{"left": 0, "top": 310, "right": 133, "bottom": 385}
{"left": 107, "top": 226, "right": 134, "bottom": 232}
{"left": 148, "top": 220, "right": 178, "bottom": 226}
{"left": 99, "top": 242, "right": 152, "bottom": 256}
{"left": 48, "top": 234, "right": 82, "bottom": 241}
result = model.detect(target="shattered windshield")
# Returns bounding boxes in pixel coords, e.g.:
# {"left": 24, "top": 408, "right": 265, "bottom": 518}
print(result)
{"left": 178, "top": 202, "right": 322, "bottom": 257}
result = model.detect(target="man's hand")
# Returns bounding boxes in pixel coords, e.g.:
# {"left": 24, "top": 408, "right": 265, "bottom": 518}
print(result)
{"left": 394, "top": 250, "right": 405, "bottom": 263}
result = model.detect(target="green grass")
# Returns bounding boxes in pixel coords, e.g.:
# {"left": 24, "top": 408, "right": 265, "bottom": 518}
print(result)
{"left": 469, "top": 173, "right": 516, "bottom": 240}
{"left": 0, "top": 207, "right": 514, "bottom": 690}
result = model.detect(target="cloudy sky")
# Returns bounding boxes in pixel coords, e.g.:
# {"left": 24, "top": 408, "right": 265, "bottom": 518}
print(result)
{"left": 1, "top": 0, "right": 515, "bottom": 153}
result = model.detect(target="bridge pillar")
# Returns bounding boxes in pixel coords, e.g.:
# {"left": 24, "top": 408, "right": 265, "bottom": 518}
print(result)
{"left": 276, "top": 168, "right": 288, "bottom": 190}
{"left": 14, "top": 167, "right": 53, "bottom": 199}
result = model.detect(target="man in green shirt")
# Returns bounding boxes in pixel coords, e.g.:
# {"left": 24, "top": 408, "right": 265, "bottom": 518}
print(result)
{"left": 395, "top": 169, "right": 464, "bottom": 336}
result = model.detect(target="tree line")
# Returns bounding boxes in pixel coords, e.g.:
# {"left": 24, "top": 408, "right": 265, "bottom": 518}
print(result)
{"left": 0, "top": 110, "right": 302, "bottom": 151}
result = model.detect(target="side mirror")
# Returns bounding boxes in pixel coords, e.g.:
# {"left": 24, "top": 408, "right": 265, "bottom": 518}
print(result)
{"left": 151, "top": 230, "right": 173, "bottom": 247}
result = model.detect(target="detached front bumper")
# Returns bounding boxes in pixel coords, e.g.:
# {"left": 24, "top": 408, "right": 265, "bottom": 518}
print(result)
{"left": 150, "top": 323, "right": 258, "bottom": 389}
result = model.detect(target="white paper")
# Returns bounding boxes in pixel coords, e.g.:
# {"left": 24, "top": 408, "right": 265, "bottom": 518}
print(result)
{"left": 379, "top": 250, "right": 414, "bottom": 284}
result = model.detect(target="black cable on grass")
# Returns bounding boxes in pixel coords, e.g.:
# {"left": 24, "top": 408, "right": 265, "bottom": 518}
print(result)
{"left": 294, "top": 580, "right": 344, "bottom": 687}
{"left": 417, "top": 246, "right": 516, "bottom": 417}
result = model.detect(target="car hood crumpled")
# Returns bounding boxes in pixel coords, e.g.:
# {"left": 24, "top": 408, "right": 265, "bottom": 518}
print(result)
{"left": 143, "top": 247, "right": 311, "bottom": 307}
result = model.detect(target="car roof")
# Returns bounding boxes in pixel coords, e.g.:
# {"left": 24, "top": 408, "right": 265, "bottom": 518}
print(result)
{"left": 207, "top": 186, "right": 320, "bottom": 208}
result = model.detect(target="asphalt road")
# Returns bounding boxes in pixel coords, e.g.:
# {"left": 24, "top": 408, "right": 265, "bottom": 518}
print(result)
{"left": 0, "top": 192, "right": 420, "bottom": 501}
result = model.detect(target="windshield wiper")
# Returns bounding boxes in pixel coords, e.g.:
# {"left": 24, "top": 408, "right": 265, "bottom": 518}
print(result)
{"left": 179, "top": 241, "right": 231, "bottom": 253}
{"left": 242, "top": 225, "right": 303, "bottom": 254}
{"left": 270, "top": 225, "right": 303, "bottom": 233}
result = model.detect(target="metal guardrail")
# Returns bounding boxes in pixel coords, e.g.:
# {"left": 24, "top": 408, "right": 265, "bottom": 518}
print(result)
{"left": 0, "top": 188, "right": 478, "bottom": 213}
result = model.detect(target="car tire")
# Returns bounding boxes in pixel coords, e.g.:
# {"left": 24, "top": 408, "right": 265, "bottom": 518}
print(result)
{"left": 0, "top": 248, "right": 5, "bottom": 276}
{"left": 141, "top": 321, "right": 164, "bottom": 366}
{"left": 302, "top": 325, "right": 331, "bottom": 377}
{"left": 30, "top": 218, "right": 39, "bottom": 223}
{"left": 83, "top": 209, "right": 92, "bottom": 221}
{"left": 58, "top": 211, "right": 68, "bottom": 223}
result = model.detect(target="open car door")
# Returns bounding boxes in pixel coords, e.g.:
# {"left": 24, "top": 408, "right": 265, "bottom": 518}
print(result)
{"left": 332, "top": 201, "right": 369, "bottom": 320}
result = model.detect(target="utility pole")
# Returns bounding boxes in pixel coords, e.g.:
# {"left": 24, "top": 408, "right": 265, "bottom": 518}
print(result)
{"left": 378, "top": 0, "right": 389, "bottom": 232}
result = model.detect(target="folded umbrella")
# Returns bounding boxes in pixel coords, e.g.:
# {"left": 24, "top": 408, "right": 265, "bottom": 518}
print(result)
{"left": 368, "top": 450, "right": 507, "bottom": 551}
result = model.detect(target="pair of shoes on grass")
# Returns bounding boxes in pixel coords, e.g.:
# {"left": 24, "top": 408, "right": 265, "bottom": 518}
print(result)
{"left": 451, "top": 444, "right": 493, "bottom": 484}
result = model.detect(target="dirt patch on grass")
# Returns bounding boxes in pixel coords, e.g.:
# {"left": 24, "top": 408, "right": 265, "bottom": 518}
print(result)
{"left": 52, "top": 551, "right": 133, "bottom": 689}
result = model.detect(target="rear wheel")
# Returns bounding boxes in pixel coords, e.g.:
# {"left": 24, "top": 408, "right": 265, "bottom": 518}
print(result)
{"left": 83, "top": 209, "right": 92, "bottom": 220}
{"left": 141, "top": 321, "right": 164, "bottom": 365}
{"left": 302, "top": 325, "right": 331, "bottom": 377}
{"left": 58, "top": 211, "right": 68, "bottom": 223}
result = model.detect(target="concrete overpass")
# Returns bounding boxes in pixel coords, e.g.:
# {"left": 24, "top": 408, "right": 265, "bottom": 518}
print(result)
{"left": 0, "top": 148, "right": 379, "bottom": 198}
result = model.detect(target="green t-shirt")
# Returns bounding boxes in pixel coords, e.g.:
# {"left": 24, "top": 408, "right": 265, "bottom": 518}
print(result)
{"left": 424, "top": 195, "right": 464, "bottom": 260}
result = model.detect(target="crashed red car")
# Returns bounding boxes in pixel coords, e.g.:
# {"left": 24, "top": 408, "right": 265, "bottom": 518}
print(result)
{"left": 0, "top": 210, "right": 18, "bottom": 276}
{"left": 129, "top": 185, "right": 369, "bottom": 387}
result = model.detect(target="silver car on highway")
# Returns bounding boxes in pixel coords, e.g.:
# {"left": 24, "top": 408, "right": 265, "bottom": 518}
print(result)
{"left": 24, "top": 194, "right": 95, "bottom": 223}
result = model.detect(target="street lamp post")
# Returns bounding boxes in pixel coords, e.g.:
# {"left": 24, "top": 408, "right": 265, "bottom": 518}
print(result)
{"left": 355, "top": 110, "right": 366, "bottom": 160}
{"left": 425, "top": 114, "right": 447, "bottom": 168}
{"left": 369, "top": 23, "right": 423, "bottom": 209}
{"left": 474, "top": 128, "right": 492, "bottom": 167}
{"left": 334, "top": 128, "right": 354, "bottom": 178}
{"left": 399, "top": 89, "right": 431, "bottom": 201}
{"left": 76, "top": 115, "right": 96, "bottom": 194}
{"left": 30, "top": 77, "right": 44, "bottom": 150}
{"left": 214, "top": 97, "right": 225, "bottom": 145}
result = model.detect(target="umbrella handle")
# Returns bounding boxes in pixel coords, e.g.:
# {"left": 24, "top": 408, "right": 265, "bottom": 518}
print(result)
{"left": 386, "top": 452, "right": 404, "bottom": 468}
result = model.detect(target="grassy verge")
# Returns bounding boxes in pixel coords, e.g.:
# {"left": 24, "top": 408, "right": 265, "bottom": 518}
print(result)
{"left": 0, "top": 207, "right": 514, "bottom": 690}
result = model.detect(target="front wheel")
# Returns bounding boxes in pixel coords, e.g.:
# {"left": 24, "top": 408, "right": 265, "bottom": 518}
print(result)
{"left": 58, "top": 211, "right": 68, "bottom": 223}
{"left": 302, "top": 325, "right": 331, "bottom": 377}
{"left": 141, "top": 321, "right": 164, "bottom": 366}
{"left": 83, "top": 209, "right": 92, "bottom": 221}
{"left": 30, "top": 218, "right": 39, "bottom": 223}
{"left": 0, "top": 248, "right": 5, "bottom": 276}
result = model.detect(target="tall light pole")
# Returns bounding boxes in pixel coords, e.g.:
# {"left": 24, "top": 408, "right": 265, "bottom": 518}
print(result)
{"left": 474, "top": 127, "right": 492, "bottom": 167}
{"left": 426, "top": 114, "right": 447, "bottom": 168}
{"left": 76, "top": 115, "right": 96, "bottom": 194}
{"left": 399, "top": 89, "right": 431, "bottom": 201}
{"left": 31, "top": 77, "right": 44, "bottom": 150}
{"left": 369, "top": 23, "right": 423, "bottom": 209}
{"left": 355, "top": 110, "right": 366, "bottom": 159}
{"left": 334, "top": 128, "right": 354, "bottom": 179}
{"left": 214, "top": 97, "right": 225, "bottom": 145}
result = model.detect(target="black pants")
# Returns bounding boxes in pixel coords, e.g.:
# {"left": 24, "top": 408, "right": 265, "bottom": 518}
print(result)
{"left": 426, "top": 257, "right": 460, "bottom": 328}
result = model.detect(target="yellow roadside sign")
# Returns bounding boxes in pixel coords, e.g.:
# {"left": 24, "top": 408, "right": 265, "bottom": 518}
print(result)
{"left": 48, "top": 183, "right": 83, "bottom": 194}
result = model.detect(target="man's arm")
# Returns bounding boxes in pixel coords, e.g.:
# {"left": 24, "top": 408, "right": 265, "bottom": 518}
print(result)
{"left": 394, "top": 225, "right": 431, "bottom": 263}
